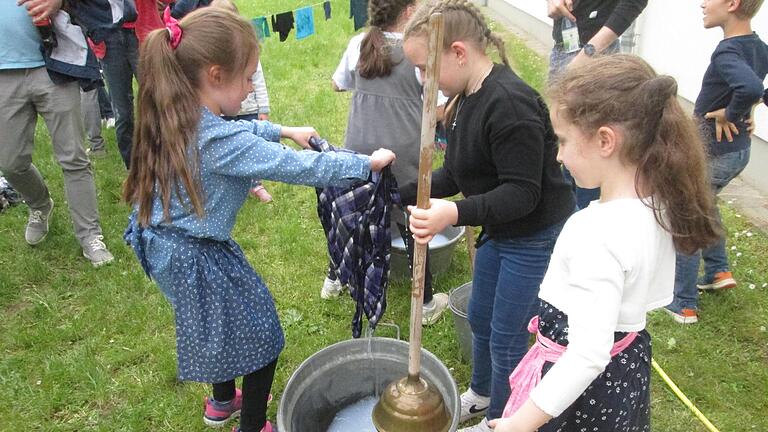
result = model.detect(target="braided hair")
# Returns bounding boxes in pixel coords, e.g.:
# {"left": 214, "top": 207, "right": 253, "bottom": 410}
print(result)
{"left": 404, "top": 0, "right": 509, "bottom": 67}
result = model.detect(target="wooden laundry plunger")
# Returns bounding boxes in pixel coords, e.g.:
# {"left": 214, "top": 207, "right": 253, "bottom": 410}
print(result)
{"left": 372, "top": 12, "right": 451, "bottom": 432}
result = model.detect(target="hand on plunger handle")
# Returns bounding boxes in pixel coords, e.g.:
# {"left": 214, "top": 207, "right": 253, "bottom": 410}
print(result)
{"left": 407, "top": 199, "right": 458, "bottom": 245}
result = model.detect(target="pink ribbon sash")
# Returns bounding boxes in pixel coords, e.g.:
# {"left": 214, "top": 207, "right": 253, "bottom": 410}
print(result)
{"left": 501, "top": 315, "right": 638, "bottom": 417}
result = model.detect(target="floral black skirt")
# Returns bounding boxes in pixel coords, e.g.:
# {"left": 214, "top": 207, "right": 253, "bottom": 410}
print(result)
{"left": 538, "top": 300, "right": 652, "bottom": 432}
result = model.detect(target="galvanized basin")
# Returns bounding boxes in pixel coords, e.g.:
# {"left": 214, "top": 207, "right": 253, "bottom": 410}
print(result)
{"left": 277, "top": 337, "right": 460, "bottom": 432}
{"left": 390, "top": 224, "right": 465, "bottom": 280}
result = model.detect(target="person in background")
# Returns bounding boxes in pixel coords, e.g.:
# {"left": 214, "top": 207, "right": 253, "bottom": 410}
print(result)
{"left": 328, "top": 0, "right": 453, "bottom": 324}
{"left": 547, "top": 0, "right": 648, "bottom": 210}
{"left": 210, "top": 0, "right": 274, "bottom": 203}
{"left": 666, "top": 0, "right": 767, "bottom": 325}
{"left": 0, "top": 0, "right": 115, "bottom": 266}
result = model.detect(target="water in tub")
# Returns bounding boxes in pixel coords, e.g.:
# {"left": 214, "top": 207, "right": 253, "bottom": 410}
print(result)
{"left": 392, "top": 232, "right": 452, "bottom": 248}
{"left": 327, "top": 396, "right": 378, "bottom": 432}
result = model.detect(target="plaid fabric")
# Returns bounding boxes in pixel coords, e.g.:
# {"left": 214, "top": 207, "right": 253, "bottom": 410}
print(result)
{"left": 312, "top": 137, "right": 400, "bottom": 338}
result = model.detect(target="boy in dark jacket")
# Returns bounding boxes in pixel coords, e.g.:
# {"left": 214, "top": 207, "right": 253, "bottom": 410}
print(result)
{"left": 667, "top": 0, "right": 768, "bottom": 324}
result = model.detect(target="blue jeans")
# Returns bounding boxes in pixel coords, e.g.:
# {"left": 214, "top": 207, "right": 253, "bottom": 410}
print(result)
{"left": 467, "top": 220, "right": 566, "bottom": 419}
{"left": 102, "top": 28, "right": 139, "bottom": 168}
{"left": 669, "top": 148, "right": 750, "bottom": 311}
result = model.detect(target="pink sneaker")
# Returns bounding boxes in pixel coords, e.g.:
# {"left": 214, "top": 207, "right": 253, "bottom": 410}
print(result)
{"left": 249, "top": 185, "right": 273, "bottom": 203}
{"left": 204, "top": 388, "right": 242, "bottom": 427}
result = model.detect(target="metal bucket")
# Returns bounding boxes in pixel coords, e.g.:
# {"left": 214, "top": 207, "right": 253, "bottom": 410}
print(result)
{"left": 390, "top": 224, "right": 465, "bottom": 280}
{"left": 277, "top": 337, "right": 460, "bottom": 432}
{"left": 448, "top": 282, "right": 473, "bottom": 365}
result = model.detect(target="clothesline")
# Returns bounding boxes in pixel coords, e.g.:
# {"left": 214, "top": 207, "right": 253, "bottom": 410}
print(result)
{"left": 249, "top": 0, "right": 336, "bottom": 21}
{"left": 248, "top": 0, "right": 368, "bottom": 42}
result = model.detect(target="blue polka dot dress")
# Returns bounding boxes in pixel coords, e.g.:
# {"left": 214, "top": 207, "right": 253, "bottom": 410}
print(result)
{"left": 537, "top": 300, "right": 651, "bottom": 432}
{"left": 124, "top": 108, "right": 371, "bottom": 383}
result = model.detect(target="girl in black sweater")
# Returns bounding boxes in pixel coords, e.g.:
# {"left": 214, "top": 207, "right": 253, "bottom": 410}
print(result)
{"left": 400, "top": 1, "right": 575, "bottom": 431}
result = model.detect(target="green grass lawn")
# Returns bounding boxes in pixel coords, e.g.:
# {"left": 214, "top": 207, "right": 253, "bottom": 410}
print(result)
{"left": 1, "top": 1, "right": 766, "bottom": 430}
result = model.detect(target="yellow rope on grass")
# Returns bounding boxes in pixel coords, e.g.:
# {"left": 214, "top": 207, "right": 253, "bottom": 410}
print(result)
{"left": 651, "top": 358, "right": 721, "bottom": 432}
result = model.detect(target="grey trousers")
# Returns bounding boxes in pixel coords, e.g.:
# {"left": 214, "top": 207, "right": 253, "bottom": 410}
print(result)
{"left": 80, "top": 87, "right": 105, "bottom": 152}
{"left": 0, "top": 67, "right": 103, "bottom": 245}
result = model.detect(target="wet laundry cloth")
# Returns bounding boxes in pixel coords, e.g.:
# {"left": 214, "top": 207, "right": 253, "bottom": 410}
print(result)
{"left": 252, "top": 16, "right": 270, "bottom": 40}
{"left": 294, "top": 6, "right": 314, "bottom": 40}
{"left": 311, "top": 137, "right": 400, "bottom": 338}
{"left": 350, "top": 0, "right": 368, "bottom": 31}
{"left": 323, "top": 1, "right": 332, "bottom": 20}
{"left": 271, "top": 12, "right": 294, "bottom": 42}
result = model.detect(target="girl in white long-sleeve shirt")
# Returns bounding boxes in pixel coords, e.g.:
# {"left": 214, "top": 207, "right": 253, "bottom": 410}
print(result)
{"left": 490, "top": 55, "right": 721, "bottom": 432}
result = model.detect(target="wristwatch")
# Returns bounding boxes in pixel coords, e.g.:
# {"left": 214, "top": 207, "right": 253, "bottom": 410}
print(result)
{"left": 582, "top": 43, "right": 597, "bottom": 57}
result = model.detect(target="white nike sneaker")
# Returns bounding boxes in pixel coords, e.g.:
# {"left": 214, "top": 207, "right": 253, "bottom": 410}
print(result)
{"left": 459, "top": 388, "right": 490, "bottom": 423}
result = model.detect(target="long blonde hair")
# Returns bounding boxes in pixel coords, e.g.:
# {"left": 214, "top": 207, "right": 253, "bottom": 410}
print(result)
{"left": 549, "top": 55, "right": 721, "bottom": 254}
{"left": 123, "top": 8, "right": 259, "bottom": 226}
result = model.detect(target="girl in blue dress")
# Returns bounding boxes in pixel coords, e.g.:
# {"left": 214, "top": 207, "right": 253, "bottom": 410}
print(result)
{"left": 122, "top": 8, "right": 395, "bottom": 432}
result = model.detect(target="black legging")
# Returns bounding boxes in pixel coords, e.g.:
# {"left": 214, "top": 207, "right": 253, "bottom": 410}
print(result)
{"left": 212, "top": 359, "right": 278, "bottom": 432}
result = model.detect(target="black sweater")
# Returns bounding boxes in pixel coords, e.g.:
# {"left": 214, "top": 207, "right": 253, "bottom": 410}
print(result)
{"left": 552, "top": 0, "right": 647, "bottom": 46}
{"left": 400, "top": 65, "right": 575, "bottom": 240}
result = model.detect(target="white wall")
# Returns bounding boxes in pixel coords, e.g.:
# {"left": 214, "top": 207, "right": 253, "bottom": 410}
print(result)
{"left": 500, "top": 0, "right": 768, "bottom": 141}
{"left": 497, "top": 0, "right": 551, "bottom": 24}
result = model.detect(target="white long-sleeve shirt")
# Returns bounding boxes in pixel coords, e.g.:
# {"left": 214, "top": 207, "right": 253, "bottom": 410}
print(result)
{"left": 239, "top": 60, "right": 270, "bottom": 115}
{"left": 529, "top": 198, "right": 675, "bottom": 417}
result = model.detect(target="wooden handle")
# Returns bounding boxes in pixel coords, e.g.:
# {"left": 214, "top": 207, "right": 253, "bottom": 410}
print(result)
{"left": 408, "top": 12, "right": 444, "bottom": 382}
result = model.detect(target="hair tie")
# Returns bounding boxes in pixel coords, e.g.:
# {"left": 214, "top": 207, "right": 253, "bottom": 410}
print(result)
{"left": 484, "top": 29, "right": 491, "bottom": 38}
{"left": 163, "top": 7, "right": 183, "bottom": 49}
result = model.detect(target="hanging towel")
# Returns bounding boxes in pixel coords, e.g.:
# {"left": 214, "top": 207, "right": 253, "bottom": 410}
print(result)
{"left": 252, "top": 16, "right": 270, "bottom": 40}
{"left": 294, "top": 6, "right": 315, "bottom": 40}
{"left": 310, "top": 137, "right": 400, "bottom": 338}
{"left": 323, "top": 1, "right": 332, "bottom": 20}
{"left": 350, "top": 0, "right": 368, "bottom": 31}
{"left": 271, "top": 12, "right": 294, "bottom": 42}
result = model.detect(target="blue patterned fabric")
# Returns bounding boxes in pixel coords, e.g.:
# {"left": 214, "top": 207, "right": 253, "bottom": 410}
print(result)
{"left": 124, "top": 109, "right": 371, "bottom": 382}
{"left": 312, "top": 137, "right": 400, "bottom": 337}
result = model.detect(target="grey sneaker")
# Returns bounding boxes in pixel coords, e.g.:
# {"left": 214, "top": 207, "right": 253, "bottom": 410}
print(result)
{"left": 25, "top": 199, "right": 54, "bottom": 245}
{"left": 422, "top": 292, "right": 449, "bottom": 325}
{"left": 82, "top": 235, "right": 114, "bottom": 267}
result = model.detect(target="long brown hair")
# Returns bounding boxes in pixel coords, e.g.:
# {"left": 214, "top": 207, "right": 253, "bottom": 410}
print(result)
{"left": 549, "top": 55, "right": 720, "bottom": 254}
{"left": 404, "top": 0, "right": 509, "bottom": 123}
{"left": 123, "top": 8, "right": 259, "bottom": 226}
{"left": 358, "top": 0, "right": 415, "bottom": 79}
